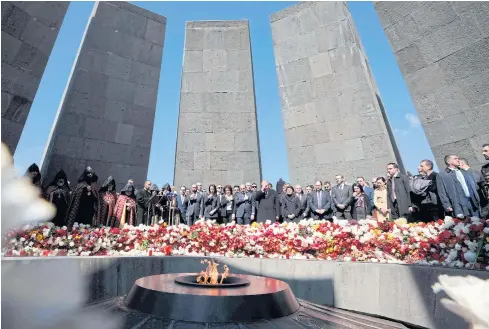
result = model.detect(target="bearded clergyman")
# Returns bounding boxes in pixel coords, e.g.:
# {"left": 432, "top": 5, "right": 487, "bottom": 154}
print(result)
{"left": 44, "top": 170, "right": 71, "bottom": 227}
{"left": 66, "top": 166, "right": 99, "bottom": 228}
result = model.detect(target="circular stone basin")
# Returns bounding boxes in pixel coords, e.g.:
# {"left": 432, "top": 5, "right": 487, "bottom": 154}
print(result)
{"left": 174, "top": 274, "right": 250, "bottom": 288}
{"left": 124, "top": 273, "right": 300, "bottom": 323}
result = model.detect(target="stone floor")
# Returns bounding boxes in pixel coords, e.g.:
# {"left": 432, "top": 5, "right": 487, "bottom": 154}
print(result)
{"left": 88, "top": 297, "right": 410, "bottom": 329}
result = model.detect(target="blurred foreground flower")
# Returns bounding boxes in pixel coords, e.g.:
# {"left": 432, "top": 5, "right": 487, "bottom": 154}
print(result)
{"left": 1, "top": 143, "right": 55, "bottom": 237}
{"left": 1, "top": 143, "right": 121, "bottom": 329}
{"left": 432, "top": 275, "right": 489, "bottom": 329}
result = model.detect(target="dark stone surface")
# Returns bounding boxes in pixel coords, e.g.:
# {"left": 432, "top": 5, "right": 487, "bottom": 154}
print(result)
{"left": 124, "top": 273, "right": 300, "bottom": 323}
{"left": 90, "top": 296, "right": 408, "bottom": 329}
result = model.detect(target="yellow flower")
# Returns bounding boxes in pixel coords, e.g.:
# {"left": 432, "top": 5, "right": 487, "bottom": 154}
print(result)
{"left": 163, "top": 222, "right": 167, "bottom": 227}
{"left": 313, "top": 224, "right": 319, "bottom": 230}
{"left": 36, "top": 234, "right": 43, "bottom": 242}
{"left": 251, "top": 222, "right": 259, "bottom": 228}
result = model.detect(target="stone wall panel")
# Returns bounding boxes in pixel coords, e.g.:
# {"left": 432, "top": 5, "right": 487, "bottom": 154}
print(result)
{"left": 41, "top": 2, "right": 165, "bottom": 188}
{"left": 174, "top": 21, "right": 261, "bottom": 188}
{"left": 272, "top": 2, "right": 401, "bottom": 184}
{"left": 1, "top": 1, "right": 69, "bottom": 152}
{"left": 375, "top": 1, "right": 489, "bottom": 170}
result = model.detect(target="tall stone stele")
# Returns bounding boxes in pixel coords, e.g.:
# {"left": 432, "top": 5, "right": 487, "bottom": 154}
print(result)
{"left": 375, "top": 2, "right": 489, "bottom": 169}
{"left": 41, "top": 2, "right": 166, "bottom": 189}
{"left": 173, "top": 21, "right": 262, "bottom": 188}
{"left": 2, "top": 1, "right": 69, "bottom": 153}
{"left": 271, "top": 2, "right": 403, "bottom": 184}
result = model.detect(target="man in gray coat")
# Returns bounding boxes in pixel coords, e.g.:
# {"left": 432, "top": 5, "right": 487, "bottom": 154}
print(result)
{"left": 331, "top": 175, "right": 353, "bottom": 219}
{"left": 437, "top": 155, "right": 480, "bottom": 218}
{"left": 387, "top": 163, "right": 413, "bottom": 220}
{"left": 309, "top": 181, "right": 331, "bottom": 220}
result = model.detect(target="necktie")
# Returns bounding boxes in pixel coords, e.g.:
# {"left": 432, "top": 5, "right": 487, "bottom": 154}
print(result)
{"left": 317, "top": 191, "right": 321, "bottom": 207}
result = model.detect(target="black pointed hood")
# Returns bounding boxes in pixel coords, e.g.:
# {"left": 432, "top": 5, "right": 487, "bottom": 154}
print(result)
{"left": 78, "top": 166, "right": 98, "bottom": 184}
{"left": 150, "top": 183, "right": 159, "bottom": 192}
{"left": 25, "top": 163, "right": 41, "bottom": 184}
{"left": 100, "top": 176, "right": 116, "bottom": 192}
{"left": 120, "top": 183, "right": 135, "bottom": 198}
{"left": 49, "top": 170, "right": 68, "bottom": 187}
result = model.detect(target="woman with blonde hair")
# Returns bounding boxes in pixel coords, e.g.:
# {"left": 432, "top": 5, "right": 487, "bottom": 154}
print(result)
{"left": 373, "top": 177, "right": 390, "bottom": 221}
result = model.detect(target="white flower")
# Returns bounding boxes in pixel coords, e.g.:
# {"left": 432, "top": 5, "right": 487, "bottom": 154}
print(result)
{"left": 1, "top": 144, "right": 55, "bottom": 237}
{"left": 432, "top": 275, "right": 489, "bottom": 329}
{"left": 464, "top": 251, "right": 477, "bottom": 263}
{"left": 0, "top": 142, "right": 121, "bottom": 329}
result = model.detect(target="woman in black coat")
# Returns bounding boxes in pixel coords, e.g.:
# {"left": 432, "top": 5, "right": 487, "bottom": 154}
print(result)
{"left": 281, "top": 186, "right": 302, "bottom": 222}
{"left": 220, "top": 185, "right": 235, "bottom": 223}
{"left": 201, "top": 184, "right": 220, "bottom": 220}
{"left": 350, "top": 184, "right": 372, "bottom": 220}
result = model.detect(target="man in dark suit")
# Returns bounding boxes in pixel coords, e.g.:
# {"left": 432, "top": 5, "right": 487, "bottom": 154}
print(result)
{"left": 332, "top": 175, "right": 353, "bottom": 219}
{"left": 235, "top": 184, "right": 253, "bottom": 225}
{"left": 387, "top": 163, "right": 413, "bottom": 220}
{"left": 309, "top": 181, "right": 331, "bottom": 220}
{"left": 437, "top": 155, "right": 480, "bottom": 218}
{"left": 176, "top": 186, "right": 188, "bottom": 222}
{"left": 253, "top": 180, "right": 279, "bottom": 223}
{"left": 186, "top": 184, "right": 201, "bottom": 225}
{"left": 135, "top": 180, "right": 152, "bottom": 225}
{"left": 482, "top": 144, "right": 489, "bottom": 177}
{"left": 294, "top": 184, "right": 309, "bottom": 218}
{"left": 418, "top": 159, "right": 444, "bottom": 221}
{"left": 323, "top": 181, "right": 334, "bottom": 219}
{"left": 459, "top": 158, "right": 483, "bottom": 185}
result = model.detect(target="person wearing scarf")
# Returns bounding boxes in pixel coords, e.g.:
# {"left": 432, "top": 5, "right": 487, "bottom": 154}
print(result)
{"left": 114, "top": 183, "right": 137, "bottom": 227}
{"left": 280, "top": 185, "right": 301, "bottom": 222}
{"left": 98, "top": 176, "right": 117, "bottom": 227}
{"left": 44, "top": 170, "right": 71, "bottom": 227}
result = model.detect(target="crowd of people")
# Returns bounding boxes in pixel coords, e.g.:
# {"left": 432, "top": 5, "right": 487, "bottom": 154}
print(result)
{"left": 24, "top": 144, "right": 489, "bottom": 229}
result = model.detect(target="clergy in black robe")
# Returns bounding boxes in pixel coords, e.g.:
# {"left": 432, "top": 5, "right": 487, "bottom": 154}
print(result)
{"left": 135, "top": 180, "right": 152, "bottom": 226}
{"left": 98, "top": 176, "right": 117, "bottom": 226}
{"left": 253, "top": 181, "right": 280, "bottom": 223}
{"left": 44, "top": 170, "right": 71, "bottom": 227}
{"left": 66, "top": 167, "right": 99, "bottom": 228}
{"left": 148, "top": 184, "right": 163, "bottom": 225}
{"left": 25, "top": 163, "right": 42, "bottom": 192}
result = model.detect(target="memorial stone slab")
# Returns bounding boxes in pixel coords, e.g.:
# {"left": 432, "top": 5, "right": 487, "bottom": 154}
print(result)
{"left": 174, "top": 21, "right": 262, "bottom": 188}
{"left": 375, "top": 1, "right": 489, "bottom": 169}
{"left": 1, "top": 1, "right": 69, "bottom": 153}
{"left": 271, "top": 2, "right": 402, "bottom": 185}
{"left": 41, "top": 2, "right": 166, "bottom": 190}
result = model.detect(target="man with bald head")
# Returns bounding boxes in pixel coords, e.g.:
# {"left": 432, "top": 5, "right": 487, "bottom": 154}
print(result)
{"left": 235, "top": 184, "right": 254, "bottom": 225}
{"left": 437, "top": 154, "right": 480, "bottom": 218}
{"left": 310, "top": 180, "right": 332, "bottom": 220}
{"left": 295, "top": 185, "right": 309, "bottom": 218}
{"left": 252, "top": 180, "right": 279, "bottom": 222}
